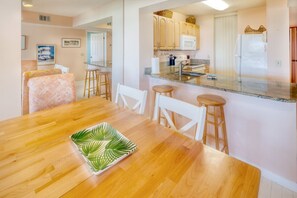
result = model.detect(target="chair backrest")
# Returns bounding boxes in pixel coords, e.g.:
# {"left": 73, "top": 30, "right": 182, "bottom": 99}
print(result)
{"left": 27, "top": 73, "right": 76, "bottom": 113}
{"left": 54, "top": 64, "right": 70, "bottom": 74}
{"left": 21, "top": 60, "right": 37, "bottom": 74}
{"left": 22, "top": 69, "right": 62, "bottom": 115}
{"left": 115, "top": 83, "right": 147, "bottom": 114}
{"left": 153, "top": 93, "right": 206, "bottom": 141}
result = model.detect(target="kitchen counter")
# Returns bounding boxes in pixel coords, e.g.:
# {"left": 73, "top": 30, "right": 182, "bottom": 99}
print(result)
{"left": 146, "top": 65, "right": 297, "bottom": 103}
{"left": 146, "top": 64, "right": 297, "bottom": 186}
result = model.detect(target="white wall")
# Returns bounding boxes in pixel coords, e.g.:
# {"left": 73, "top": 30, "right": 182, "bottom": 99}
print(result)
{"left": 74, "top": 0, "right": 124, "bottom": 98}
{"left": 237, "top": 6, "right": 266, "bottom": 34}
{"left": 0, "top": 1, "right": 21, "bottom": 121}
{"left": 266, "top": 0, "right": 290, "bottom": 82}
{"left": 290, "top": 7, "right": 297, "bottom": 27}
{"left": 195, "top": 15, "right": 215, "bottom": 70}
{"left": 22, "top": 23, "right": 86, "bottom": 81}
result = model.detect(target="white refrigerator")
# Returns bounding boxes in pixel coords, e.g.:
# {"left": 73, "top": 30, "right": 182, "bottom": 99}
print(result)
{"left": 235, "top": 34, "right": 268, "bottom": 79}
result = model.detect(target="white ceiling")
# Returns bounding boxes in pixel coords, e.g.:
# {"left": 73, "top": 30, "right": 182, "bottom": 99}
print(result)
{"left": 172, "top": 0, "right": 266, "bottom": 16}
{"left": 22, "top": 0, "right": 111, "bottom": 17}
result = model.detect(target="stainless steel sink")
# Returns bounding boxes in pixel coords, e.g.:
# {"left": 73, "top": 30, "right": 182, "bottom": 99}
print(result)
{"left": 181, "top": 72, "right": 206, "bottom": 77}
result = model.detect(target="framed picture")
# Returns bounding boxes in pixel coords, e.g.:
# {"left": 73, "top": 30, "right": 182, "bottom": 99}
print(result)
{"left": 62, "top": 38, "right": 81, "bottom": 48}
{"left": 21, "top": 35, "right": 26, "bottom": 50}
{"left": 37, "top": 44, "right": 56, "bottom": 65}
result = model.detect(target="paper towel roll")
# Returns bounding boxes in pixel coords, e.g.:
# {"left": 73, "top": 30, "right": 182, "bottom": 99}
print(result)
{"left": 151, "top": 57, "right": 160, "bottom": 74}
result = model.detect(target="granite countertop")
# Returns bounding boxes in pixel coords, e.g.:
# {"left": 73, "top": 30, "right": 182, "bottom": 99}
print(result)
{"left": 85, "top": 61, "right": 112, "bottom": 68}
{"left": 146, "top": 65, "right": 297, "bottom": 103}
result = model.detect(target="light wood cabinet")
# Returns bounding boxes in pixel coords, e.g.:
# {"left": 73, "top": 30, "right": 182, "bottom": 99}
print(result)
{"left": 153, "top": 15, "right": 159, "bottom": 50}
{"left": 180, "top": 22, "right": 196, "bottom": 36}
{"left": 153, "top": 15, "right": 200, "bottom": 50}
{"left": 187, "top": 24, "right": 196, "bottom": 36}
{"left": 166, "top": 18, "right": 175, "bottom": 49}
{"left": 159, "top": 16, "right": 167, "bottom": 49}
{"left": 174, "top": 21, "right": 180, "bottom": 49}
{"left": 195, "top": 26, "right": 200, "bottom": 50}
{"left": 180, "top": 22, "right": 188, "bottom": 35}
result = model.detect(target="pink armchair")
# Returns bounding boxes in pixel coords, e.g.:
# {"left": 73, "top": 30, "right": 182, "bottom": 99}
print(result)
{"left": 27, "top": 73, "right": 76, "bottom": 113}
{"left": 22, "top": 69, "right": 62, "bottom": 115}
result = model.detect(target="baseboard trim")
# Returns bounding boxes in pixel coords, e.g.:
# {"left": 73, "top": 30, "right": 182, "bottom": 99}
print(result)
{"left": 232, "top": 155, "right": 297, "bottom": 192}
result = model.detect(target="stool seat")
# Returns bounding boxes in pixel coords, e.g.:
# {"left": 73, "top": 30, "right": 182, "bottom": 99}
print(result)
{"left": 153, "top": 85, "right": 174, "bottom": 93}
{"left": 197, "top": 94, "right": 226, "bottom": 106}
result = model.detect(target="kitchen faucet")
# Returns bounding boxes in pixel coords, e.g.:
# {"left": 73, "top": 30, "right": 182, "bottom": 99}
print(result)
{"left": 179, "top": 60, "right": 188, "bottom": 76}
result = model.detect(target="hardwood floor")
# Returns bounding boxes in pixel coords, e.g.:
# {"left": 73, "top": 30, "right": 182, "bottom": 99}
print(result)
{"left": 75, "top": 81, "right": 297, "bottom": 198}
{"left": 259, "top": 177, "right": 297, "bottom": 198}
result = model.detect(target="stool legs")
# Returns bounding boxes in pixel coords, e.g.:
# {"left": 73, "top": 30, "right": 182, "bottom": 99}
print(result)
{"left": 220, "top": 106, "right": 229, "bottom": 154}
{"left": 83, "top": 71, "right": 88, "bottom": 97}
{"left": 96, "top": 72, "right": 111, "bottom": 101}
{"left": 83, "top": 70, "right": 98, "bottom": 98}
{"left": 203, "top": 105, "right": 228, "bottom": 154}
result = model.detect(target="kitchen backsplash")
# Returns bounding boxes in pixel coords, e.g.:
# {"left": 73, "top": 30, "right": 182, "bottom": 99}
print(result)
{"left": 154, "top": 50, "right": 197, "bottom": 63}
{"left": 154, "top": 50, "right": 210, "bottom": 67}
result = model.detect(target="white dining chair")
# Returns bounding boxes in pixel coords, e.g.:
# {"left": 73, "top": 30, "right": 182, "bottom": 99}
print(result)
{"left": 153, "top": 93, "right": 206, "bottom": 141}
{"left": 115, "top": 83, "right": 147, "bottom": 115}
{"left": 54, "top": 64, "right": 70, "bottom": 74}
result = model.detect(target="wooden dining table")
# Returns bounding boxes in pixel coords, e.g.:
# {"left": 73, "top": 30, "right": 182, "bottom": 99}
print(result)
{"left": 0, "top": 97, "right": 260, "bottom": 197}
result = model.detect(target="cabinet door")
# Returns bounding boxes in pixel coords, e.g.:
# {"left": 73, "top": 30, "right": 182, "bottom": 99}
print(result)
{"left": 166, "top": 18, "right": 175, "bottom": 49}
{"left": 174, "top": 21, "right": 180, "bottom": 49}
{"left": 159, "top": 16, "right": 167, "bottom": 49}
{"left": 187, "top": 24, "right": 196, "bottom": 36}
{"left": 153, "top": 15, "right": 159, "bottom": 49}
{"left": 180, "top": 22, "right": 187, "bottom": 35}
{"left": 195, "top": 25, "right": 200, "bottom": 50}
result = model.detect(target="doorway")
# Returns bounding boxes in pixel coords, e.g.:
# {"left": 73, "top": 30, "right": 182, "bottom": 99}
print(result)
{"left": 87, "top": 32, "right": 107, "bottom": 64}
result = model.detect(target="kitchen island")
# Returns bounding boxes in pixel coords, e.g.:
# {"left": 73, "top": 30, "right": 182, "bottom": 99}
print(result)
{"left": 146, "top": 64, "right": 297, "bottom": 190}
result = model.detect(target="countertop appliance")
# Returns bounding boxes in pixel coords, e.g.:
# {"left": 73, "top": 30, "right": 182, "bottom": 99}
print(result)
{"left": 169, "top": 54, "right": 177, "bottom": 66}
{"left": 235, "top": 34, "right": 267, "bottom": 79}
{"left": 180, "top": 35, "right": 196, "bottom": 50}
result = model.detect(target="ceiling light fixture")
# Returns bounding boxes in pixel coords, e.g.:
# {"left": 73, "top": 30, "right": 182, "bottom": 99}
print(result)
{"left": 202, "top": 0, "right": 229, "bottom": 11}
{"left": 22, "top": 0, "right": 33, "bottom": 8}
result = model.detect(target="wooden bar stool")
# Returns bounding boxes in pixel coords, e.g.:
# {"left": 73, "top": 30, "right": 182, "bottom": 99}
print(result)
{"left": 83, "top": 69, "right": 98, "bottom": 98}
{"left": 197, "top": 94, "right": 229, "bottom": 154}
{"left": 152, "top": 85, "right": 175, "bottom": 126}
{"left": 96, "top": 71, "right": 111, "bottom": 101}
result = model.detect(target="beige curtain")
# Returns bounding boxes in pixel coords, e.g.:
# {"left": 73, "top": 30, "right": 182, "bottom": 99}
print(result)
{"left": 214, "top": 14, "right": 237, "bottom": 77}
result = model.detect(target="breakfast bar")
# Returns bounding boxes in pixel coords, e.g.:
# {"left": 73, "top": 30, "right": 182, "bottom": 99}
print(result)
{"left": 146, "top": 65, "right": 297, "bottom": 186}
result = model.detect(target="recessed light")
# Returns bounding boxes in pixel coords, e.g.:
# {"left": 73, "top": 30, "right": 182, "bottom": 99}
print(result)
{"left": 202, "top": 0, "right": 229, "bottom": 11}
{"left": 22, "top": 0, "right": 33, "bottom": 8}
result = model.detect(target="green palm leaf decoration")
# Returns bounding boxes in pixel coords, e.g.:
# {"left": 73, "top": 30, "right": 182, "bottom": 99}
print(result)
{"left": 70, "top": 122, "right": 137, "bottom": 174}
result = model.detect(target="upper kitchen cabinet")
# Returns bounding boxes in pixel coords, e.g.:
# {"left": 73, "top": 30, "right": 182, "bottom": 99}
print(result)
{"left": 180, "top": 22, "right": 196, "bottom": 36}
{"left": 154, "top": 15, "right": 175, "bottom": 50}
{"left": 195, "top": 26, "right": 200, "bottom": 50}
{"left": 166, "top": 18, "right": 175, "bottom": 49}
{"left": 174, "top": 21, "right": 180, "bottom": 49}
{"left": 153, "top": 15, "right": 159, "bottom": 50}
{"left": 159, "top": 16, "right": 167, "bottom": 49}
{"left": 153, "top": 14, "right": 199, "bottom": 50}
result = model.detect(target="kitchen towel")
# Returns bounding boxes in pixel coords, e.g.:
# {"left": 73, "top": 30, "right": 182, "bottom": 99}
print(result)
{"left": 151, "top": 57, "right": 160, "bottom": 74}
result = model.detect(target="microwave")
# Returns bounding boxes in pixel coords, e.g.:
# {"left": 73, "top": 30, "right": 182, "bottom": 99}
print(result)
{"left": 180, "top": 35, "right": 197, "bottom": 50}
